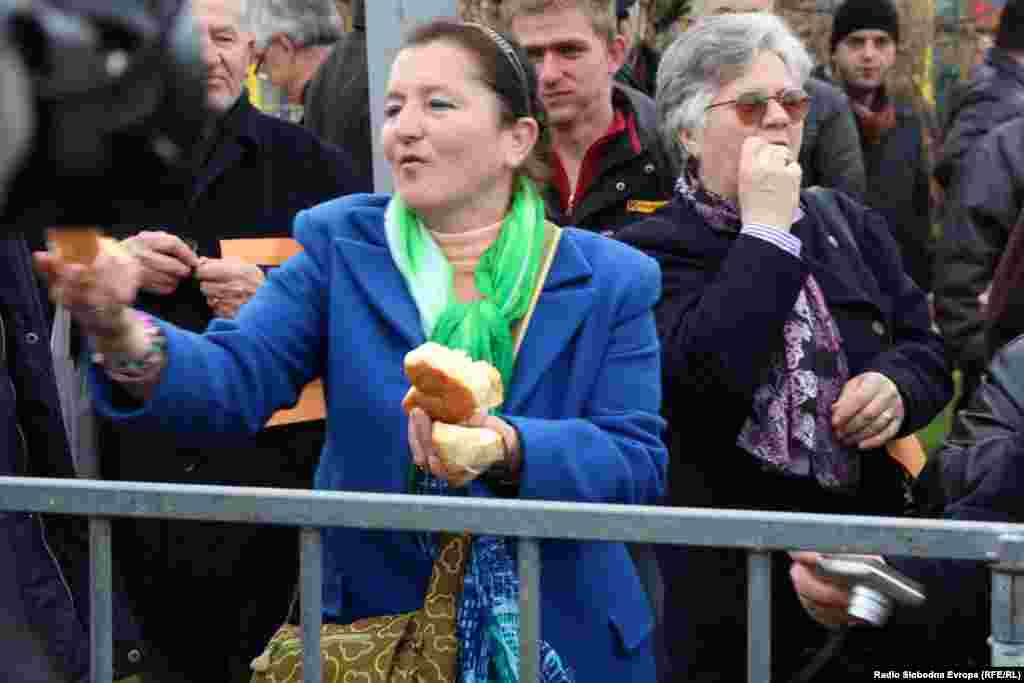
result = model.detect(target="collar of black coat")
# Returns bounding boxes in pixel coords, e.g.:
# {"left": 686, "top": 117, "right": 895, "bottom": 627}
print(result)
{"left": 194, "top": 90, "right": 261, "bottom": 153}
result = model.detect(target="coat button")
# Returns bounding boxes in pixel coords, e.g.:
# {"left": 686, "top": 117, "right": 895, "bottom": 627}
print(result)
{"left": 184, "top": 462, "right": 198, "bottom": 473}
{"left": 872, "top": 321, "right": 886, "bottom": 336}
{"left": 616, "top": 181, "right": 626, "bottom": 191}
{"left": 24, "top": 332, "right": 40, "bottom": 344}
{"left": 644, "top": 163, "right": 656, "bottom": 174}
{"left": 127, "top": 649, "right": 143, "bottom": 664}
{"left": 827, "top": 235, "right": 839, "bottom": 248}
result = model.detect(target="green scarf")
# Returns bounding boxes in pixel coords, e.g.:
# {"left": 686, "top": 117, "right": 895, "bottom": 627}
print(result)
{"left": 385, "top": 177, "right": 548, "bottom": 388}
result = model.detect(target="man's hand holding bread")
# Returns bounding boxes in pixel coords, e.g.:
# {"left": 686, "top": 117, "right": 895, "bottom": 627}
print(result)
{"left": 404, "top": 343, "right": 521, "bottom": 488}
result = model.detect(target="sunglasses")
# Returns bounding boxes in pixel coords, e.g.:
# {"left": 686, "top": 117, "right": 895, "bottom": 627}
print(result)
{"left": 705, "top": 89, "right": 811, "bottom": 126}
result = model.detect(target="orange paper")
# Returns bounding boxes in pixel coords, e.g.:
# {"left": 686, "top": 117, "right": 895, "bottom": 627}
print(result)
{"left": 220, "top": 237, "right": 325, "bottom": 427}
{"left": 219, "top": 237, "right": 303, "bottom": 266}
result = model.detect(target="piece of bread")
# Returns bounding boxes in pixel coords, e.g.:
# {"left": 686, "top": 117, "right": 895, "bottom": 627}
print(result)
{"left": 432, "top": 423, "right": 506, "bottom": 474}
{"left": 47, "top": 227, "right": 101, "bottom": 265}
{"left": 402, "top": 342, "right": 503, "bottom": 423}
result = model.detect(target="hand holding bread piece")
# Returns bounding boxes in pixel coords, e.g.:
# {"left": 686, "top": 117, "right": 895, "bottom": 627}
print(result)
{"left": 403, "top": 342, "right": 518, "bottom": 486}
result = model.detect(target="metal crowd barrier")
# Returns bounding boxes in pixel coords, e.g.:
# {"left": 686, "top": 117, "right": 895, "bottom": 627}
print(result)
{"left": 1, "top": 476, "right": 1023, "bottom": 682}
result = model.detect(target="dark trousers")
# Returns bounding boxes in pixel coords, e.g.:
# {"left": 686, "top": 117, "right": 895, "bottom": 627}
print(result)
{"left": 104, "top": 420, "right": 324, "bottom": 683}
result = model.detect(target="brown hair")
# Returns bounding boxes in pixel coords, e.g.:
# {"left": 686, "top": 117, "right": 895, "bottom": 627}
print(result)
{"left": 402, "top": 19, "right": 551, "bottom": 186}
{"left": 501, "top": 0, "right": 618, "bottom": 45}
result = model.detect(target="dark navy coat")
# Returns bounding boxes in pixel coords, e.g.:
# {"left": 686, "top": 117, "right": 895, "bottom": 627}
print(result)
{"left": 618, "top": 188, "right": 952, "bottom": 681}
{"left": 0, "top": 236, "right": 146, "bottom": 682}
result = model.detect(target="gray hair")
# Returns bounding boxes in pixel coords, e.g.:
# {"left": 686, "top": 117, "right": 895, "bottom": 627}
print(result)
{"left": 656, "top": 13, "right": 812, "bottom": 167}
{"left": 250, "top": 0, "right": 344, "bottom": 48}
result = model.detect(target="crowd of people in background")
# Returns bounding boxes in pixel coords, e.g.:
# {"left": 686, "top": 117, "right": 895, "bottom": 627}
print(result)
{"left": 6, "top": 0, "right": 1024, "bottom": 681}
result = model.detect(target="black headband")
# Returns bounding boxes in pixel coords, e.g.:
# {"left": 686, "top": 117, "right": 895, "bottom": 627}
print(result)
{"left": 465, "top": 22, "right": 532, "bottom": 116}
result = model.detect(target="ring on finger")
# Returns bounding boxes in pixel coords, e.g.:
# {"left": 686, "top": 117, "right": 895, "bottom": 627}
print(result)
{"left": 880, "top": 409, "right": 894, "bottom": 423}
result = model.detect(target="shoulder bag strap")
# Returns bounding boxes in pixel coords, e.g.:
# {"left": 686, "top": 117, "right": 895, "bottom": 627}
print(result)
{"left": 511, "top": 222, "right": 563, "bottom": 362}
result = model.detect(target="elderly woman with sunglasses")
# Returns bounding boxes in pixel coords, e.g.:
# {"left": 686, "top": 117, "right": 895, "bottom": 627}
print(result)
{"left": 617, "top": 13, "right": 951, "bottom": 682}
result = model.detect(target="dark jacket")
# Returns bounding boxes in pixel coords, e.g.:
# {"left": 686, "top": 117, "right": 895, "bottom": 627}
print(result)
{"left": 812, "top": 68, "right": 934, "bottom": 291}
{"left": 102, "top": 95, "right": 369, "bottom": 682}
{"left": 883, "top": 335, "right": 1024, "bottom": 669}
{"left": 0, "top": 237, "right": 147, "bottom": 682}
{"left": 935, "top": 47, "right": 1024, "bottom": 192}
{"left": 303, "top": 0, "right": 371, "bottom": 182}
{"left": 618, "top": 188, "right": 951, "bottom": 682}
{"left": 544, "top": 84, "right": 678, "bottom": 235}
{"left": 986, "top": 208, "right": 1024, "bottom": 358}
{"left": 934, "top": 116, "right": 1024, "bottom": 393}
{"left": 800, "top": 77, "right": 867, "bottom": 200}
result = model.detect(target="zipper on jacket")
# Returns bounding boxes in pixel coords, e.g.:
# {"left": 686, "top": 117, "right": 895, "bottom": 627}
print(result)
{"left": 7, "top": 349, "right": 78, "bottom": 616}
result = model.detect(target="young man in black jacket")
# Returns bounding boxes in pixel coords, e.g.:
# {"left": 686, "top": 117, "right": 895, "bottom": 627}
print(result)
{"left": 816, "top": 0, "right": 933, "bottom": 293}
{"left": 504, "top": 0, "right": 678, "bottom": 236}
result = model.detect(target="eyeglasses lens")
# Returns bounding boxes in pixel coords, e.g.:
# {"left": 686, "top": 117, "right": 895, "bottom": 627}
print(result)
{"left": 734, "top": 91, "right": 809, "bottom": 125}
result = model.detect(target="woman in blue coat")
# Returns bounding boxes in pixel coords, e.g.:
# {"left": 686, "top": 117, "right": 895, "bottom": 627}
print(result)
{"left": 38, "top": 19, "right": 667, "bottom": 682}
{"left": 616, "top": 14, "right": 952, "bottom": 682}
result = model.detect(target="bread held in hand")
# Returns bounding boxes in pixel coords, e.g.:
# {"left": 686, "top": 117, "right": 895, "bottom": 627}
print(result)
{"left": 47, "top": 227, "right": 102, "bottom": 265}
{"left": 430, "top": 423, "right": 506, "bottom": 475}
{"left": 402, "top": 342, "right": 503, "bottom": 424}
{"left": 402, "top": 342, "right": 510, "bottom": 476}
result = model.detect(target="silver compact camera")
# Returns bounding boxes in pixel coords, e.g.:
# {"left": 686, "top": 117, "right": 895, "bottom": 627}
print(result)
{"left": 814, "top": 555, "right": 926, "bottom": 626}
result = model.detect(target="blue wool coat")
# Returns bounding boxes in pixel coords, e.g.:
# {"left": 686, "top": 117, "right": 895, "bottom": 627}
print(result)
{"left": 91, "top": 193, "right": 668, "bottom": 681}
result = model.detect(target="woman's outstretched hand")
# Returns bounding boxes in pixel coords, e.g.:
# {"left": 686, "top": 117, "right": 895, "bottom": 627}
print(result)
{"left": 34, "top": 236, "right": 143, "bottom": 344}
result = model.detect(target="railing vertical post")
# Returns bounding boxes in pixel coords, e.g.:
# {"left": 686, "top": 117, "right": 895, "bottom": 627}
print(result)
{"left": 300, "top": 527, "right": 323, "bottom": 683}
{"left": 90, "top": 517, "right": 114, "bottom": 683}
{"left": 518, "top": 537, "right": 542, "bottom": 683}
{"left": 991, "top": 535, "right": 1024, "bottom": 666}
{"left": 747, "top": 551, "right": 771, "bottom": 683}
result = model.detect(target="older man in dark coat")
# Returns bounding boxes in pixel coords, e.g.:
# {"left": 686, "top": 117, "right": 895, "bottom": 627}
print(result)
{"left": 99, "top": 0, "right": 368, "bottom": 681}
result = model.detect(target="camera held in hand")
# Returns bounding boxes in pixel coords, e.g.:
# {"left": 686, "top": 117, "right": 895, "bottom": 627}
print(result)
{"left": 815, "top": 554, "right": 926, "bottom": 626}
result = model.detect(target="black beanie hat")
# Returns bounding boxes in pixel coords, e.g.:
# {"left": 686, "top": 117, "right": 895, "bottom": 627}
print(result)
{"left": 830, "top": 0, "right": 901, "bottom": 53}
{"left": 997, "top": 0, "right": 1024, "bottom": 51}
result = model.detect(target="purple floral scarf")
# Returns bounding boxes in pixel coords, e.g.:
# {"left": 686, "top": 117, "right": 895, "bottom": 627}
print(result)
{"left": 677, "top": 160, "right": 860, "bottom": 491}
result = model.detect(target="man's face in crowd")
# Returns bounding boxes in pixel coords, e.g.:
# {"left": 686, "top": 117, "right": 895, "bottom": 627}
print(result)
{"left": 194, "top": 0, "right": 255, "bottom": 113}
{"left": 832, "top": 29, "right": 897, "bottom": 92}
{"left": 699, "top": 0, "right": 774, "bottom": 16}
{"left": 511, "top": 3, "right": 625, "bottom": 128}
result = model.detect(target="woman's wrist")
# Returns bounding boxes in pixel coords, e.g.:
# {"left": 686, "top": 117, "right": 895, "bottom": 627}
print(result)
{"left": 486, "top": 417, "right": 522, "bottom": 484}
{"left": 91, "top": 310, "right": 168, "bottom": 383}
{"left": 90, "top": 307, "right": 143, "bottom": 353}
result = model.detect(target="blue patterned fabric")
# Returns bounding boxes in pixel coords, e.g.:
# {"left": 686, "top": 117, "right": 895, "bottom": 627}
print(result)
{"left": 417, "top": 474, "right": 574, "bottom": 682}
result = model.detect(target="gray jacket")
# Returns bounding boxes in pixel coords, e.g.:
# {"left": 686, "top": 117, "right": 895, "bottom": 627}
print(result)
{"left": 799, "top": 76, "right": 867, "bottom": 200}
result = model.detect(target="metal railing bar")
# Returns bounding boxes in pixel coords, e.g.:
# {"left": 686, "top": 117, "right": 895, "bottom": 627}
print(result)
{"left": 300, "top": 528, "right": 323, "bottom": 683}
{"left": 3, "top": 478, "right": 1022, "bottom": 561}
{"left": 518, "top": 537, "right": 542, "bottom": 683}
{"left": 747, "top": 551, "right": 772, "bottom": 683}
{"left": 90, "top": 517, "right": 113, "bottom": 683}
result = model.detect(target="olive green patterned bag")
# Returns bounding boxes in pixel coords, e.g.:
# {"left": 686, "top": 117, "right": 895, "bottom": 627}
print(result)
{"left": 249, "top": 532, "right": 469, "bottom": 683}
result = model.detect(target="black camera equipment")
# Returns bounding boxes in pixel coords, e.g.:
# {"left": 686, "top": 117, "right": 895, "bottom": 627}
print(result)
{"left": 0, "top": 0, "right": 206, "bottom": 231}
